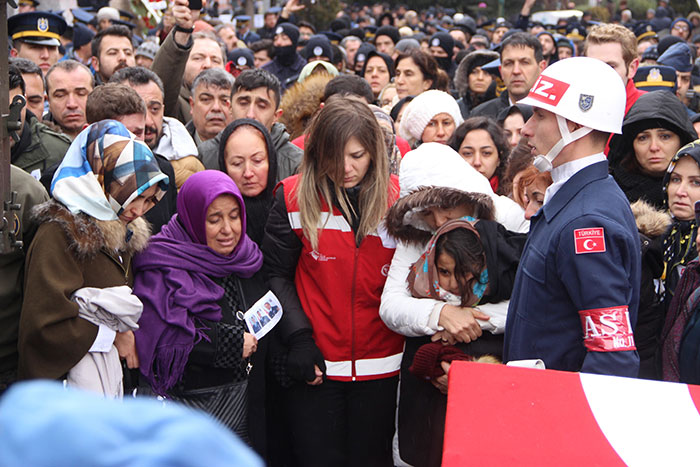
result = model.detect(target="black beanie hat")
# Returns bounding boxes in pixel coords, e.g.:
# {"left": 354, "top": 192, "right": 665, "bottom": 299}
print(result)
{"left": 275, "top": 23, "right": 300, "bottom": 47}
{"left": 375, "top": 25, "right": 400, "bottom": 45}
{"left": 303, "top": 35, "right": 333, "bottom": 61}
{"left": 430, "top": 32, "right": 454, "bottom": 59}
{"left": 354, "top": 42, "right": 377, "bottom": 67}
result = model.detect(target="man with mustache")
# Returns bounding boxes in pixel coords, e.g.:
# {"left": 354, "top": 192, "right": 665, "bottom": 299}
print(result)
{"left": 112, "top": 66, "right": 203, "bottom": 189}
{"left": 186, "top": 68, "right": 234, "bottom": 144}
{"left": 45, "top": 60, "right": 94, "bottom": 140}
{"left": 91, "top": 25, "right": 136, "bottom": 85}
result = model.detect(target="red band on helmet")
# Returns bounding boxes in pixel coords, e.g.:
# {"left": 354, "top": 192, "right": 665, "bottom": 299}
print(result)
{"left": 578, "top": 306, "right": 636, "bottom": 352}
{"left": 527, "top": 75, "right": 570, "bottom": 106}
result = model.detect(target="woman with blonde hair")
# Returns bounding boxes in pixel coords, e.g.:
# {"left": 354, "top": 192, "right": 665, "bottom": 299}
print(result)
{"left": 263, "top": 97, "right": 403, "bottom": 466}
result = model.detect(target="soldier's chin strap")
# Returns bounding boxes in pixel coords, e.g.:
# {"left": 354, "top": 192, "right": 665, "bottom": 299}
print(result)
{"left": 533, "top": 114, "right": 593, "bottom": 172}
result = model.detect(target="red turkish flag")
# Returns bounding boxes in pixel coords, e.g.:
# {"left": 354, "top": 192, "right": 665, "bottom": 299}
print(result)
{"left": 574, "top": 227, "right": 606, "bottom": 254}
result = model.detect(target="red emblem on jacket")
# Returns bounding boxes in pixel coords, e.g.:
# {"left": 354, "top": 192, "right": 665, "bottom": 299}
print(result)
{"left": 574, "top": 228, "right": 606, "bottom": 254}
{"left": 579, "top": 306, "right": 636, "bottom": 352}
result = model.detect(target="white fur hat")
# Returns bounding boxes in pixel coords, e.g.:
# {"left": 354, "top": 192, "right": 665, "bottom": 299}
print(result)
{"left": 399, "top": 142, "right": 529, "bottom": 233}
{"left": 399, "top": 142, "right": 492, "bottom": 197}
{"left": 398, "top": 90, "right": 464, "bottom": 143}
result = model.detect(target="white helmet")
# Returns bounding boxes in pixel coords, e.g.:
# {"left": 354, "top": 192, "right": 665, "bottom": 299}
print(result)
{"left": 518, "top": 56, "right": 626, "bottom": 171}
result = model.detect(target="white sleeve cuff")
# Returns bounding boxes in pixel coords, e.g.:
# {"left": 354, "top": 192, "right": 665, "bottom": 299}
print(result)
{"left": 89, "top": 324, "right": 116, "bottom": 353}
{"left": 429, "top": 303, "right": 445, "bottom": 332}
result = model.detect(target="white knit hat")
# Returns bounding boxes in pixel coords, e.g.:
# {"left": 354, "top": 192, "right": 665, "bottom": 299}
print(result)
{"left": 398, "top": 90, "right": 464, "bottom": 143}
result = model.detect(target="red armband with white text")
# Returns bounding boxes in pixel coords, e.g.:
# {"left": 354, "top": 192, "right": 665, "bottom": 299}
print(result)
{"left": 578, "top": 306, "right": 636, "bottom": 352}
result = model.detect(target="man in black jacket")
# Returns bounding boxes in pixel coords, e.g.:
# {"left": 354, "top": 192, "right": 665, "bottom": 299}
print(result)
{"left": 470, "top": 32, "right": 546, "bottom": 119}
{"left": 262, "top": 23, "right": 306, "bottom": 90}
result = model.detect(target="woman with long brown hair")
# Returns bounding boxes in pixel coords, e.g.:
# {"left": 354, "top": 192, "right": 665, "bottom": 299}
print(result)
{"left": 262, "top": 97, "right": 402, "bottom": 466}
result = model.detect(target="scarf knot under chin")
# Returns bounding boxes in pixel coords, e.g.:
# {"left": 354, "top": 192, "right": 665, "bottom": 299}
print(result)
{"left": 133, "top": 215, "right": 263, "bottom": 395}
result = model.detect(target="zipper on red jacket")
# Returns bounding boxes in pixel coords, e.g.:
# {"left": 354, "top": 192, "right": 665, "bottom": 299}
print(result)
{"left": 350, "top": 247, "right": 359, "bottom": 381}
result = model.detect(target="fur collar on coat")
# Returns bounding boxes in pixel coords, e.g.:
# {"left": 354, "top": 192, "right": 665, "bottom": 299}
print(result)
{"left": 631, "top": 199, "right": 672, "bottom": 239}
{"left": 32, "top": 200, "right": 151, "bottom": 260}
{"left": 279, "top": 72, "right": 334, "bottom": 140}
{"left": 385, "top": 186, "right": 494, "bottom": 247}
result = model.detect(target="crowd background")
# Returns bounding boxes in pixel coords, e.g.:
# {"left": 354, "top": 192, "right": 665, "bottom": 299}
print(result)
{"left": 5, "top": 0, "right": 700, "bottom": 465}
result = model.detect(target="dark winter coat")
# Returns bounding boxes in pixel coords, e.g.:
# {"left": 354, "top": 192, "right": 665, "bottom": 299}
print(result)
{"left": 18, "top": 201, "right": 151, "bottom": 380}
{"left": 469, "top": 89, "right": 511, "bottom": 119}
{"left": 11, "top": 112, "right": 71, "bottom": 178}
{"left": 0, "top": 167, "right": 48, "bottom": 386}
{"left": 631, "top": 200, "right": 672, "bottom": 379}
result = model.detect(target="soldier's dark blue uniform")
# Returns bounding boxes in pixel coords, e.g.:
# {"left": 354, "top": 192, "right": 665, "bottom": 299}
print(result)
{"left": 504, "top": 160, "right": 641, "bottom": 376}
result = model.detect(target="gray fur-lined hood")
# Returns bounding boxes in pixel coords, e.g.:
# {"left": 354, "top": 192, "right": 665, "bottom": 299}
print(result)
{"left": 630, "top": 199, "right": 672, "bottom": 239}
{"left": 386, "top": 186, "right": 494, "bottom": 246}
{"left": 454, "top": 49, "right": 499, "bottom": 99}
{"left": 32, "top": 200, "right": 151, "bottom": 260}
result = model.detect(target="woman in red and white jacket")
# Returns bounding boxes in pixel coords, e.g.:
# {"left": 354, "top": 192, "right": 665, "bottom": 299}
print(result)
{"left": 262, "top": 97, "right": 403, "bottom": 466}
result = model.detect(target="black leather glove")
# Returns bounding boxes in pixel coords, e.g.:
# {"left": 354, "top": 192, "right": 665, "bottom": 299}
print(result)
{"left": 286, "top": 330, "right": 327, "bottom": 382}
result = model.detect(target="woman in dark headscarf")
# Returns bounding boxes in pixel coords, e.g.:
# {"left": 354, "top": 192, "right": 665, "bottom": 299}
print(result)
{"left": 661, "top": 142, "right": 700, "bottom": 308}
{"left": 218, "top": 118, "right": 278, "bottom": 246}
{"left": 660, "top": 141, "right": 700, "bottom": 382}
{"left": 608, "top": 91, "right": 697, "bottom": 210}
{"left": 133, "top": 170, "right": 269, "bottom": 456}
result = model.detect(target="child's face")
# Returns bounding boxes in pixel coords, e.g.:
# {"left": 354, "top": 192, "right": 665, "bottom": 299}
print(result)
{"left": 436, "top": 252, "right": 473, "bottom": 296}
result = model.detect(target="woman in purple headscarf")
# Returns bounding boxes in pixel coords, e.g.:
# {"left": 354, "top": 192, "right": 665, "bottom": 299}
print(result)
{"left": 132, "top": 170, "right": 268, "bottom": 455}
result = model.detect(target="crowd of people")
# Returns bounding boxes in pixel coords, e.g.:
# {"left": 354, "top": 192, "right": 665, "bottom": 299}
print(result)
{"left": 4, "top": 0, "right": 700, "bottom": 464}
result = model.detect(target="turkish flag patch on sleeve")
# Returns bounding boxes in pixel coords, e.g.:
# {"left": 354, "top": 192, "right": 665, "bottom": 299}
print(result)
{"left": 574, "top": 228, "right": 606, "bottom": 254}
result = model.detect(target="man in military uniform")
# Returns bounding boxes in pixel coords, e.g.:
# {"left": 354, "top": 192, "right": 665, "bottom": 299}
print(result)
{"left": 8, "top": 64, "right": 71, "bottom": 180}
{"left": 17, "top": 0, "right": 39, "bottom": 13}
{"left": 0, "top": 166, "right": 48, "bottom": 393}
{"left": 9, "top": 11, "right": 66, "bottom": 74}
{"left": 0, "top": 70, "right": 51, "bottom": 391}
{"left": 504, "top": 57, "right": 641, "bottom": 377}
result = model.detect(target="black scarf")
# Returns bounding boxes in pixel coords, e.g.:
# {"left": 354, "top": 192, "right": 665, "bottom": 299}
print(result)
{"left": 663, "top": 218, "right": 698, "bottom": 303}
{"left": 243, "top": 193, "right": 272, "bottom": 246}
{"left": 474, "top": 219, "right": 527, "bottom": 304}
{"left": 611, "top": 163, "right": 666, "bottom": 210}
{"left": 274, "top": 45, "right": 298, "bottom": 67}
{"left": 435, "top": 56, "right": 453, "bottom": 72}
{"left": 329, "top": 184, "right": 362, "bottom": 244}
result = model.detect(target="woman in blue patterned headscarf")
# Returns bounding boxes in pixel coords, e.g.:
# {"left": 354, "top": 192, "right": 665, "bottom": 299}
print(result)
{"left": 18, "top": 120, "right": 168, "bottom": 394}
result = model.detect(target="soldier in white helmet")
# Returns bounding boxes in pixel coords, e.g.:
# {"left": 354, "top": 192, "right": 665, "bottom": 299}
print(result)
{"left": 503, "top": 56, "right": 641, "bottom": 377}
